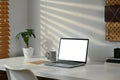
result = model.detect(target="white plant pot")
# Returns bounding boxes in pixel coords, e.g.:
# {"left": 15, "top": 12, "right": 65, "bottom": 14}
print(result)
{"left": 23, "top": 47, "right": 34, "bottom": 59}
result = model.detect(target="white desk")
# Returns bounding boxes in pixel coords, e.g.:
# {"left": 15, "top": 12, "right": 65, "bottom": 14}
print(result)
{"left": 0, "top": 57, "right": 120, "bottom": 80}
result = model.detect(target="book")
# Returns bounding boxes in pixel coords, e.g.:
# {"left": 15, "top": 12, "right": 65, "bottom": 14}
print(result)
{"left": 106, "top": 57, "right": 120, "bottom": 63}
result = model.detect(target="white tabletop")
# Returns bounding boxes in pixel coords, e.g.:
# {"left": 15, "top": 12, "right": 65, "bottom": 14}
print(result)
{"left": 0, "top": 57, "right": 120, "bottom": 80}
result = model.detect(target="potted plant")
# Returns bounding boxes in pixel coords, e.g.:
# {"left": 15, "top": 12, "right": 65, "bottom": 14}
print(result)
{"left": 16, "top": 29, "right": 36, "bottom": 58}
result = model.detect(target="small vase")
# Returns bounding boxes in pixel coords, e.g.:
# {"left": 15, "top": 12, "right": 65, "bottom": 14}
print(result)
{"left": 23, "top": 47, "right": 34, "bottom": 59}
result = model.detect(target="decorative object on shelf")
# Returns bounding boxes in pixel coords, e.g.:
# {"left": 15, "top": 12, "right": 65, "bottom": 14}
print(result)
{"left": 16, "top": 29, "right": 36, "bottom": 58}
{"left": 114, "top": 48, "right": 120, "bottom": 58}
{"left": 105, "top": 22, "right": 120, "bottom": 41}
{"left": 106, "top": 0, "right": 120, "bottom": 6}
{"left": 105, "top": 0, "right": 120, "bottom": 41}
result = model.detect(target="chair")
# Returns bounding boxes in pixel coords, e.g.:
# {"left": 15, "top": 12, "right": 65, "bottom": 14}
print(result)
{"left": 4, "top": 65, "right": 38, "bottom": 80}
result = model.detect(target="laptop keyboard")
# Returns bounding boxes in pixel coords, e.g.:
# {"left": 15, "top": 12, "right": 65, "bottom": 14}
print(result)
{"left": 53, "top": 61, "right": 82, "bottom": 65}
{"left": 45, "top": 62, "right": 84, "bottom": 68}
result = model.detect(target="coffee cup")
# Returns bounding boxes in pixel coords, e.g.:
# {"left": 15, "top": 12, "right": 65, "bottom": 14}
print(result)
{"left": 46, "top": 51, "right": 56, "bottom": 61}
{"left": 114, "top": 48, "right": 120, "bottom": 58}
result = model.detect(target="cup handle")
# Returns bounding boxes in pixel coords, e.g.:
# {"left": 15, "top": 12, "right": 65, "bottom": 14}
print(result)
{"left": 46, "top": 52, "right": 51, "bottom": 59}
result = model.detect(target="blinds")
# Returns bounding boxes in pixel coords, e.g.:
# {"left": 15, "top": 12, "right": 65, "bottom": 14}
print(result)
{"left": 0, "top": 0, "right": 9, "bottom": 58}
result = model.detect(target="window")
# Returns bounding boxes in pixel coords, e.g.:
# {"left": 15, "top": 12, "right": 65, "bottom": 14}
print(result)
{"left": 0, "top": 0, "right": 9, "bottom": 58}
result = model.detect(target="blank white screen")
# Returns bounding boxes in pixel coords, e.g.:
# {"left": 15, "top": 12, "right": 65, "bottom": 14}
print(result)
{"left": 59, "top": 39, "right": 88, "bottom": 62}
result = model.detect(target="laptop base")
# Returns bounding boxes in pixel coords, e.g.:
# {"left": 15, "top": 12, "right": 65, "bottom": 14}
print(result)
{"left": 45, "top": 62, "right": 85, "bottom": 68}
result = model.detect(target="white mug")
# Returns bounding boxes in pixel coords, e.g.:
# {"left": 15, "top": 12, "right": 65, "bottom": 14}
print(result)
{"left": 46, "top": 51, "right": 56, "bottom": 61}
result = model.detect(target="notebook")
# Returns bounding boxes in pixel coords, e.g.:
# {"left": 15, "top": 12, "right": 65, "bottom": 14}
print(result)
{"left": 45, "top": 38, "right": 89, "bottom": 68}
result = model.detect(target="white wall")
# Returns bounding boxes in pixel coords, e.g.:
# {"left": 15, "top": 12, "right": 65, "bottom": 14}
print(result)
{"left": 28, "top": 0, "right": 41, "bottom": 57}
{"left": 9, "top": 0, "right": 28, "bottom": 56}
{"left": 28, "top": 0, "right": 120, "bottom": 62}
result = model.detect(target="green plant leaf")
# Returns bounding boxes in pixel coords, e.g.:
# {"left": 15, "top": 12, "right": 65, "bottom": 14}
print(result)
{"left": 15, "top": 29, "right": 36, "bottom": 48}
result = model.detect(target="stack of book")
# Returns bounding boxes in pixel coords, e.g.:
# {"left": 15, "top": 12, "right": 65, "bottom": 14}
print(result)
{"left": 106, "top": 57, "right": 120, "bottom": 63}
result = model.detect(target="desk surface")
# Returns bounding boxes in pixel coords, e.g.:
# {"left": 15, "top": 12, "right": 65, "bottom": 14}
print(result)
{"left": 0, "top": 57, "right": 120, "bottom": 80}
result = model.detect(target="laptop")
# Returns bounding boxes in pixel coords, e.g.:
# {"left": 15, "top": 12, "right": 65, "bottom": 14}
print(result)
{"left": 45, "top": 38, "right": 89, "bottom": 68}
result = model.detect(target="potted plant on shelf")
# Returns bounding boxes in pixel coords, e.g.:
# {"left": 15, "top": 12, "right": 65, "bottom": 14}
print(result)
{"left": 16, "top": 29, "right": 36, "bottom": 58}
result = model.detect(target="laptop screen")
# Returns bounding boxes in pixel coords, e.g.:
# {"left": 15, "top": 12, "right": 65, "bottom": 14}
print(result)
{"left": 58, "top": 38, "right": 89, "bottom": 62}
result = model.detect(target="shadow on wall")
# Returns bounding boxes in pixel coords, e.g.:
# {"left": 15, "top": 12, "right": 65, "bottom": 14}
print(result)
{"left": 40, "top": 38, "right": 54, "bottom": 56}
{"left": 38, "top": 0, "right": 119, "bottom": 61}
